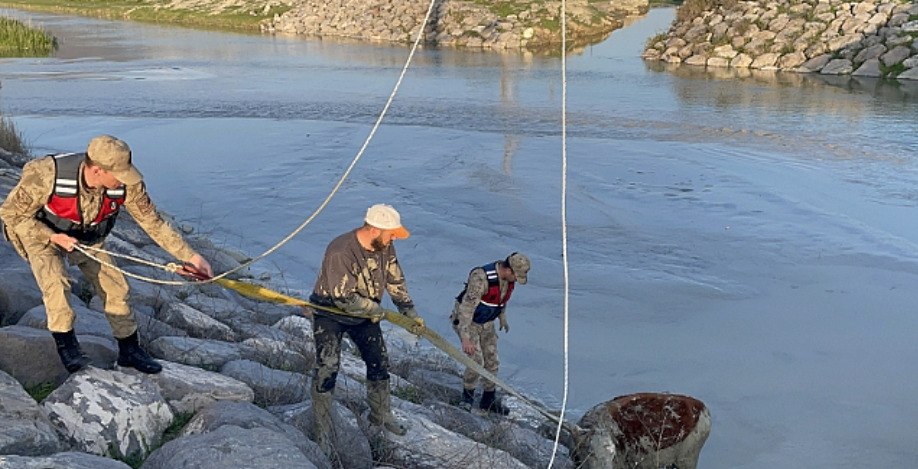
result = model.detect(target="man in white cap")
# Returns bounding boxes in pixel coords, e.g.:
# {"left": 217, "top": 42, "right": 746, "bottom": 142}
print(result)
{"left": 307, "top": 204, "right": 424, "bottom": 457}
{"left": 450, "top": 252, "right": 530, "bottom": 415}
{"left": 1, "top": 135, "right": 212, "bottom": 375}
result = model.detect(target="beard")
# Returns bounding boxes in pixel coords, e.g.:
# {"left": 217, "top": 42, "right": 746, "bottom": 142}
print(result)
{"left": 371, "top": 234, "right": 388, "bottom": 251}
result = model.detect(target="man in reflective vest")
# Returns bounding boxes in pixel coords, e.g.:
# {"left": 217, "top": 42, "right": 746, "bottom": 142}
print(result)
{"left": 450, "top": 252, "right": 530, "bottom": 414}
{"left": 0, "top": 135, "right": 212, "bottom": 374}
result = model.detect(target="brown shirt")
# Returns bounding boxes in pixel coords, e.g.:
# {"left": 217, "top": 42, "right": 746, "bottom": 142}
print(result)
{"left": 311, "top": 229, "right": 414, "bottom": 324}
{"left": 0, "top": 155, "right": 196, "bottom": 261}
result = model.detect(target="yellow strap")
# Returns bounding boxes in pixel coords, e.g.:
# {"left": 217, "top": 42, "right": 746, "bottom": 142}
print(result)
{"left": 213, "top": 277, "right": 566, "bottom": 427}
{"left": 214, "top": 278, "right": 311, "bottom": 306}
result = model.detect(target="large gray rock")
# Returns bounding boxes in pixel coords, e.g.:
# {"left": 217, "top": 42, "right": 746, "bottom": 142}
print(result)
{"left": 374, "top": 405, "right": 531, "bottom": 469}
{"left": 415, "top": 400, "right": 492, "bottom": 439}
{"left": 181, "top": 292, "right": 249, "bottom": 323}
{"left": 133, "top": 312, "right": 188, "bottom": 342}
{"left": 18, "top": 303, "right": 113, "bottom": 339}
{"left": 119, "top": 361, "right": 254, "bottom": 414}
{"left": 141, "top": 425, "right": 318, "bottom": 469}
{"left": 220, "top": 359, "right": 309, "bottom": 406}
{"left": 405, "top": 368, "right": 463, "bottom": 403}
{"left": 157, "top": 303, "right": 236, "bottom": 341}
{"left": 0, "top": 265, "right": 43, "bottom": 325}
{"left": 0, "top": 370, "right": 63, "bottom": 456}
{"left": 881, "top": 45, "right": 912, "bottom": 66}
{"left": 0, "top": 452, "right": 132, "bottom": 469}
{"left": 898, "top": 66, "right": 918, "bottom": 80}
{"left": 241, "top": 336, "right": 313, "bottom": 372}
{"left": 41, "top": 367, "right": 174, "bottom": 459}
{"left": 484, "top": 420, "right": 575, "bottom": 469}
{"left": 852, "top": 58, "right": 883, "bottom": 76}
{"left": 181, "top": 400, "right": 331, "bottom": 469}
{"left": 148, "top": 336, "right": 255, "bottom": 367}
{"left": 0, "top": 326, "right": 116, "bottom": 388}
{"left": 820, "top": 58, "right": 854, "bottom": 74}
{"left": 272, "top": 315, "right": 314, "bottom": 339}
{"left": 270, "top": 398, "right": 374, "bottom": 469}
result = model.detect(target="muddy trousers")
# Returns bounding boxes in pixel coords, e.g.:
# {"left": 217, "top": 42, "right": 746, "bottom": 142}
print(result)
{"left": 453, "top": 319, "right": 500, "bottom": 392}
{"left": 311, "top": 314, "right": 390, "bottom": 393}
{"left": 23, "top": 238, "right": 136, "bottom": 338}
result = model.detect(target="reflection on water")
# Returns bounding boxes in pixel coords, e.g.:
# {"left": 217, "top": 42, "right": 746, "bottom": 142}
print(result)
{"left": 637, "top": 60, "right": 918, "bottom": 162}
{"left": 500, "top": 54, "right": 520, "bottom": 174}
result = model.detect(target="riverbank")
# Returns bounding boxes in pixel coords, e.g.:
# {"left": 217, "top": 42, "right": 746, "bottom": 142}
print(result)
{"left": 643, "top": 0, "right": 918, "bottom": 80}
{"left": 0, "top": 0, "right": 650, "bottom": 53}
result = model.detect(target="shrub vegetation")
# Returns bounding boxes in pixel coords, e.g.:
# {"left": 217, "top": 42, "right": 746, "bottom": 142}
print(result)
{"left": 0, "top": 15, "right": 56, "bottom": 57}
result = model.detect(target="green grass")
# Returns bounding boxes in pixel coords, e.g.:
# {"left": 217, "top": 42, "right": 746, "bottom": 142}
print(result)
{"left": 644, "top": 32, "right": 666, "bottom": 50}
{"left": 676, "top": 0, "right": 737, "bottom": 23}
{"left": 26, "top": 382, "right": 56, "bottom": 402}
{"left": 470, "top": 0, "right": 538, "bottom": 20}
{"left": 0, "top": 15, "right": 56, "bottom": 57}
{"left": 0, "top": 0, "right": 291, "bottom": 32}
{"left": 881, "top": 61, "right": 906, "bottom": 77}
{"left": 392, "top": 384, "right": 422, "bottom": 404}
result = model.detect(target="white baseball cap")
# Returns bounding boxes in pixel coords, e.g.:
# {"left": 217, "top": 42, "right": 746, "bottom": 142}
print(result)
{"left": 365, "top": 204, "right": 410, "bottom": 239}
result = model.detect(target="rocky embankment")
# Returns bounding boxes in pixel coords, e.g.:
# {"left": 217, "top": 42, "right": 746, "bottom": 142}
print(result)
{"left": 0, "top": 147, "right": 574, "bottom": 469}
{"left": 264, "top": 0, "right": 649, "bottom": 51}
{"left": 643, "top": 0, "right": 918, "bottom": 80}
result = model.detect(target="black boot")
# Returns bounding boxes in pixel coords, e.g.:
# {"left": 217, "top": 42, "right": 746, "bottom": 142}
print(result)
{"left": 459, "top": 388, "right": 475, "bottom": 411}
{"left": 117, "top": 332, "right": 162, "bottom": 374}
{"left": 479, "top": 390, "right": 510, "bottom": 415}
{"left": 52, "top": 330, "right": 92, "bottom": 373}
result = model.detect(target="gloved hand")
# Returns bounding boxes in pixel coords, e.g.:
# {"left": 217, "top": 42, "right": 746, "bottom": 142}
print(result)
{"left": 368, "top": 303, "right": 386, "bottom": 323}
{"left": 499, "top": 315, "right": 510, "bottom": 333}
{"left": 403, "top": 307, "right": 425, "bottom": 334}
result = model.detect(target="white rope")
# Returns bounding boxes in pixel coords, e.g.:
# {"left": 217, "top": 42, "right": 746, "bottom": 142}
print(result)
{"left": 73, "top": 244, "right": 189, "bottom": 286}
{"left": 70, "top": 0, "right": 440, "bottom": 287}
{"left": 548, "top": 0, "right": 571, "bottom": 465}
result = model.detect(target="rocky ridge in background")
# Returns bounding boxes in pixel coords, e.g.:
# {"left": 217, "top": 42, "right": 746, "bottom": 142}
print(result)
{"left": 264, "top": 0, "right": 650, "bottom": 52}
{"left": 643, "top": 0, "right": 918, "bottom": 80}
{"left": 0, "top": 148, "right": 573, "bottom": 469}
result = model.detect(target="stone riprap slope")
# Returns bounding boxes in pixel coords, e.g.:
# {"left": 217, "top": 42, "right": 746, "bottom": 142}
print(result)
{"left": 0, "top": 148, "right": 571, "bottom": 469}
{"left": 642, "top": 0, "right": 918, "bottom": 80}
{"left": 265, "top": 0, "right": 650, "bottom": 52}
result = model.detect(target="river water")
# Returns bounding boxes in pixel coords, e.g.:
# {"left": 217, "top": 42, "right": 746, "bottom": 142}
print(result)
{"left": 2, "top": 6, "right": 918, "bottom": 468}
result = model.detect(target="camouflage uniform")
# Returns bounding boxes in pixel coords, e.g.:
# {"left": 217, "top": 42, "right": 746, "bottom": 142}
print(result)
{"left": 0, "top": 156, "right": 197, "bottom": 338}
{"left": 450, "top": 266, "right": 507, "bottom": 392}
{"left": 309, "top": 229, "right": 415, "bottom": 392}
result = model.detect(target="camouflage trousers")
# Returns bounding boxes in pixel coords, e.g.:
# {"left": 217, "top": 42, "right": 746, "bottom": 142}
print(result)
{"left": 312, "top": 314, "right": 390, "bottom": 393}
{"left": 452, "top": 319, "right": 500, "bottom": 392}
{"left": 22, "top": 237, "right": 136, "bottom": 338}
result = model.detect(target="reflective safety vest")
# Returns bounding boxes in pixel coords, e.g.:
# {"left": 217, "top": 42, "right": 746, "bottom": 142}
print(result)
{"left": 456, "top": 262, "right": 515, "bottom": 324}
{"left": 35, "top": 153, "right": 125, "bottom": 244}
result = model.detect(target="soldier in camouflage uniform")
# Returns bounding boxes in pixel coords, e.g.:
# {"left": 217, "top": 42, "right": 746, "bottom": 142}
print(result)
{"left": 308, "top": 204, "right": 424, "bottom": 455}
{"left": 451, "top": 252, "right": 530, "bottom": 415}
{"left": 0, "top": 135, "right": 212, "bottom": 374}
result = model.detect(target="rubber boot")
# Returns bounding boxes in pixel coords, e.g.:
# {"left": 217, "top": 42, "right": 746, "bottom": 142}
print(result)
{"left": 310, "top": 385, "right": 335, "bottom": 458}
{"left": 459, "top": 388, "right": 475, "bottom": 411}
{"left": 479, "top": 390, "right": 510, "bottom": 415}
{"left": 116, "top": 332, "right": 162, "bottom": 374}
{"left": 52, "top": 330, "right": 92, "bottom": 373}
{"left": 367, "top": 379, "right": 408, "bottom": 436}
